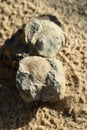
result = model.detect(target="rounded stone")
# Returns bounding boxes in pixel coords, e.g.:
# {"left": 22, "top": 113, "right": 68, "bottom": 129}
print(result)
{"left": 24, "top": 17, "right": 66, "bottom": 57}
{"left": 16, "top": 56, "right": 65, "bottom": 103}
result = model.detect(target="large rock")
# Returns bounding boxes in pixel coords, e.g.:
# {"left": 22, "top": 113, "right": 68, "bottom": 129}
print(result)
{"left": 2, "top": 14, "right": 66, "bottom": 58}
{"left": 25, "top": 17, "right": 66, "bottom": 57}
{"left": 16, "top": 56, "right": 65, "bottom": 103}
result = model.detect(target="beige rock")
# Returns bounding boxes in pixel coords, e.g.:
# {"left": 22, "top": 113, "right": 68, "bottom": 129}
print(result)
{"left": 16, "top": 56, "right": 65, "bottom": 103}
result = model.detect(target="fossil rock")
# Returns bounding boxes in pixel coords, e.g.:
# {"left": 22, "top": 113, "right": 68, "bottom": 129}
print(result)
{"left": 16, "top": 56, "right": 65, "bottom": 103}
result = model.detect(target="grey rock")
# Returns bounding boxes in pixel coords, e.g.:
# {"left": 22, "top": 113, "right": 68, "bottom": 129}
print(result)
{"left": 16, "top": 56, "right": 65, "bottom": 103}
{"left": 1, "top": 14, "right": 66, "bottom": 69}
{"left": 2, "top": 15, "right": 65, "bottom": 58}
{"left": 24, "top": 17, "right": 66, "bottom": 57}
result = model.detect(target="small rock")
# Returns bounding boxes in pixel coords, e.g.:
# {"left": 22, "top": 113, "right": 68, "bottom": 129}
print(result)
{"left": 2, "top": 15, "right": 65, "bottom": 58}
{"left": 16, "top": 56, "right": 65, "bottom": 103}
{"left": 24, "top": 17, "right": 66, "bottom": 57}
{"left": 1, "top": 14, "right": 66, "bottom": 69}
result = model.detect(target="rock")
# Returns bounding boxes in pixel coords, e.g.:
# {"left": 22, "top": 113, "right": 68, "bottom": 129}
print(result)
{"left": 1, "top": 14, "right": 66, "bottom": 69}
{"left": 2, "top": 14, "right": 66, "bottom": 58}
{"left": 24, "top": 16, "right": 66, "bottom": 57}
{"left": 16, "top": 56, "right": 65, "bottom": 103}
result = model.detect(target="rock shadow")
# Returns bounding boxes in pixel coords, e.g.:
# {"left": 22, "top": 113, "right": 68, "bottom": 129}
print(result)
{"left": 0, "top": 61, "right": 73, "bottom": 129}
{"left": 0, "top": 63, "right": 40, "bottom": 129}
{"left": 0, "top": 14, "right": 69, "bottom": 129}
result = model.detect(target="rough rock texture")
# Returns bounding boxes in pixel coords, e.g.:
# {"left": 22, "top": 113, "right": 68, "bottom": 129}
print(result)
{"left": 0, "top": 1, "right": 87, "bottom": 130}
{"left": 16, "top": 56, "right": 65, "bottom": 102}
{"left": 24, "top": 17, "right": 66, "bottom": 57}
{"left": 1, "top": 14, "right": 66, "bottom": 69}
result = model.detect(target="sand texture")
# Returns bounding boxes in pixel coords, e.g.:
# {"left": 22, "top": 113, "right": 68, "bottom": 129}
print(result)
{"left": 0, "top": 0, "right": 87, "bottom": 130}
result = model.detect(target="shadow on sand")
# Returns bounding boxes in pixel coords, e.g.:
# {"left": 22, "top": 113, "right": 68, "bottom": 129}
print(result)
{"left": 0, "top": 60, "right": 72, "bottom": 130}
{"left": 0, "top": 62, "right": 38, "bottom": 129}
{"left": 0, "top": 15, "right": 71, "bottom": 129}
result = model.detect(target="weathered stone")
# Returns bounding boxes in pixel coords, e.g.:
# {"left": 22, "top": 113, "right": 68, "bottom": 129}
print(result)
{"left": 1, "top": 14, "right": 66, "bottom": 69}
{"left": 2, "top": 14, "right": 66, "bottom": 58}
{"left": 24, "top": 17, "right": 66, "bottom": 57}
{"left": 16, "top": 56, "right": 65, "bottom": 103}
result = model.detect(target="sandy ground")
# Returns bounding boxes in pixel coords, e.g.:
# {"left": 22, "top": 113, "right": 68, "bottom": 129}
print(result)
{"left": 0, "top": 0, "right": 87, "bottom": 130}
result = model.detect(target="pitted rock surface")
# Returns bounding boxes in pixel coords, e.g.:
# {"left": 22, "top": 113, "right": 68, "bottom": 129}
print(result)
{"left": 16, "top": 56, "right": 65, "bottom": 103}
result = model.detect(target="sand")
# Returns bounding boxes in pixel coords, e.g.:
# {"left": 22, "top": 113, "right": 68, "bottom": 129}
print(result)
{"left": 0, "top": 0, "right": 87, "bottom": 130}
